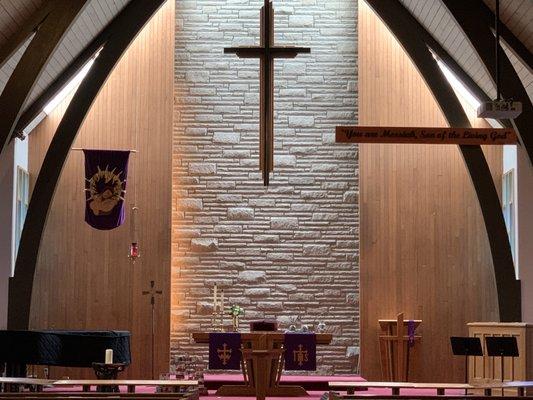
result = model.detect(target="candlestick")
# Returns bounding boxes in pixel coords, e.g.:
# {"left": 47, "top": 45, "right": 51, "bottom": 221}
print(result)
{"left": 213, "top": 284, "right": 218, "bottom": 311}
{"left": 105, "top": 349, "right": 113, "bottom": 364}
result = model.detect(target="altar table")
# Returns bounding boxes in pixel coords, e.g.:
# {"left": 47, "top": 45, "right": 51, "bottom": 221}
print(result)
{"left": 192, "top": 332, "right": 332, "bottom": 399}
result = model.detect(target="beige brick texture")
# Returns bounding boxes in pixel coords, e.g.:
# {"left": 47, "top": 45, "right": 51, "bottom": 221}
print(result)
{"left": 172, "top": 0, "right": 358, "bottom": 374}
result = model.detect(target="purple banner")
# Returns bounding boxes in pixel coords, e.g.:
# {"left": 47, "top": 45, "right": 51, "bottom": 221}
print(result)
{"left": 284, "top": 333, "right": 316, "bottom": 371}
{"left": 83, "top": 150, "right": 130, "bottom": 230}
{"left": 208, "top": 333, "right": 241, "bottom": 370}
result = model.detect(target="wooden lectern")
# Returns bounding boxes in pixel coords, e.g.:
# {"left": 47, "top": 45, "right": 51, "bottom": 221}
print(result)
{"left": 468, "top": 322, "right": 533, "bottom": 395}
{"left": 378, "top": 313, "right": 421, "bottom": 381}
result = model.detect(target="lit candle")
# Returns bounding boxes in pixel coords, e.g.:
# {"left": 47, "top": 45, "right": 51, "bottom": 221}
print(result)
{"left": 213, "top": 284, "right": 218, "bottom": 311}
{"left": 105, "top": 349, "right": 113, "bottom": 364}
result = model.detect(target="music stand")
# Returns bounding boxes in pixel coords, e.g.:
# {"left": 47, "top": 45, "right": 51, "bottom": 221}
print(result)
{"left": 450, "top": 337, "right": 483, "bottom": 390}
{"left": 485, "top": 336, "right": 518, "bottom": 385}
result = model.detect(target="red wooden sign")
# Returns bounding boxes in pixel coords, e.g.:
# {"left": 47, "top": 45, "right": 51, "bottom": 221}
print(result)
{"left": 336, "top": 126, "right": 518, "bottom": 145}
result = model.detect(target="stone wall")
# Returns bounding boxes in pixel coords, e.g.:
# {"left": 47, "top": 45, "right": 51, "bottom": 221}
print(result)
{"left": 172, "top": 0, "right": 358, "bottom": 374}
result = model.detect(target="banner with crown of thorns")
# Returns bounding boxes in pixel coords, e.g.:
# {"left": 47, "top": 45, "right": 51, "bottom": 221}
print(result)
{"left": 83, "top": 149, "right": 130, "bottom": 230}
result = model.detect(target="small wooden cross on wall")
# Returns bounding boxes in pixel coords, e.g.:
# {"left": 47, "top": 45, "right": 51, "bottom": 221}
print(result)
{"left": 142, "top": 280, "right": 163, "bottom": 379}
{"left": 225, "top": 0, "right": 310, "bottom": 186}
{"left": 142, "top": 280, "right": 163, "bottom": 306}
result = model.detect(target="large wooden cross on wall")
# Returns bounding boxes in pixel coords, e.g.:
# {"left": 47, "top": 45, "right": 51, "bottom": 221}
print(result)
{"left": 225, "top": 0, "right": 310, "bottom": 186}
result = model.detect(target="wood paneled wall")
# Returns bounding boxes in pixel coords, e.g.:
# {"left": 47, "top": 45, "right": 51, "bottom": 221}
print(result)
{"left": 359, "top": 1, "right": 501, "bottom": 383}
{"left": 27, "top": 0, "right": 174, "bottom": 379}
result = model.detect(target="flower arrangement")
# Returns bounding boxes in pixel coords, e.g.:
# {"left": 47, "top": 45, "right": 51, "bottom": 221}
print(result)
{"left": 228, "top": 305, "right": 245, "bottom": 331}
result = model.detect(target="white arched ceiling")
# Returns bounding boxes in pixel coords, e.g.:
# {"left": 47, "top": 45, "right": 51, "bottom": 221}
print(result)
{"left": 0, "top": 0, "right": 44, "bottom": 49}
{"left": 399, "top": 0, "right": 498, "bottom": 100}
{"left": 482, "top": 0, "right": 533, "bottom": 54}
{"left": 0, "top": 0, "right": 130, "bottom": 112}
{"left": 0, "top": 35, "right": 33, "bottom": 95}
{"left": 502, "top": 41, "right": 533, "bottom": 103}
{"left": 1, "top": 0, "right": 530, "bottom": 115}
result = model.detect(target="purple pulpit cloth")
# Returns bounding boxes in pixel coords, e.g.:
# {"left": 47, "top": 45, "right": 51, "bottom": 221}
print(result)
{"left": 83, "top": 150, "right": 130, "bottom": 230}
{"left": 284, "top": 332, "right": 316, "bottom": 371}
{"left": 208, "top": 332, "right": 241, "bottom": 370}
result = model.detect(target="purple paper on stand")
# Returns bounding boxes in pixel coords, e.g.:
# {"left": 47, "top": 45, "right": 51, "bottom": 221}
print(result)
{"left": 407, "top": 320, "right": 416, "bottom": 348}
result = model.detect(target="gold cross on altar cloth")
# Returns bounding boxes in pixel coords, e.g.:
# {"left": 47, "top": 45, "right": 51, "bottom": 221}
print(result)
{"left": 293, "top": 344, "right": 309, "bottom": 366}
{"left": 224, "top": 0, "right": 310, "bottom": 186}
{"left": 217, "top": 343, "right": 232, "bottom": 366}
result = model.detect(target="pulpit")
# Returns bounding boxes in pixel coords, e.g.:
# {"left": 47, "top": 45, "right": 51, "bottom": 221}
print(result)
{"left": 193, "top": 332, "right": 332, "bottom": 399}
{"left": 378, "top": 313, "right": 421, "bottom": 381}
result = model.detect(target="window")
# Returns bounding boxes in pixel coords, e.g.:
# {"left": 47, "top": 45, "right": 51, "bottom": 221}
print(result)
{"left": 502, "top": 169, "right": 516, "bottom": 262}
{"left": 14, "top": 166, "right": 29, "bottom": 257}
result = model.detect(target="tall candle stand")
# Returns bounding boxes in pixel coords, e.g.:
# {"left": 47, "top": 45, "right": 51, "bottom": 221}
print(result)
{"left": 211, "top": 287, "right": 225, "bottom": 331}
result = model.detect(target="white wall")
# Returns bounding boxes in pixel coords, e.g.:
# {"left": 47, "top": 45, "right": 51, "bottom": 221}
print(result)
{"left": 0, "top": 143, "right": 15, "bottom": 329}
{"left": 503, "top": 145, "right": 519, "bottom": 277}
{"left": 0, "top": 138, "right": 28, "bottom": 329}
{"left": 12, "top": 138, "right": 28, "bottom": 272}
{"left": 517, "top": 146, "right": 533, "bottom": 322}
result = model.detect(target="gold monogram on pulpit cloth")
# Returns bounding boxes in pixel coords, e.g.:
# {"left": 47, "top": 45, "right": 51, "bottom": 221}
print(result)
{"left": 217, "top": 343, "right": 232, "bottom": 366}
{"left": 293, "top": 344, "right": 309, "bottom": 366}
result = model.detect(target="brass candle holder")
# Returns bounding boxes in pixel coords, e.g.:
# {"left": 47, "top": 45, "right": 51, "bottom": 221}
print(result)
{"left": 211, "top": 287, "right": 225, "bottom": 331}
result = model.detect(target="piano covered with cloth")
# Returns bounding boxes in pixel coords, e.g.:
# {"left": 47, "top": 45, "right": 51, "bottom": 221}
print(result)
{"left": 0, "top": 330, "right": 131, "bottom": 377}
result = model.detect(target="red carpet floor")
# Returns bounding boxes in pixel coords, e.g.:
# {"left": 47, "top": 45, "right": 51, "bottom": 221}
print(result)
{"left": 203, "top": 373, "right": 364, "bottom": 391}
{"left": 43, "top": 374, "right": 467, "bottom": 398}
{"left": 198, "top": 388, "right": 467, "bottom": 399}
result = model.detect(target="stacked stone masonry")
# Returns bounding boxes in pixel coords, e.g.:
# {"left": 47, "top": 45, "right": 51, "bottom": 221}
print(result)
{"left": 173, "top": 0, "right": 358, "bottom": 374}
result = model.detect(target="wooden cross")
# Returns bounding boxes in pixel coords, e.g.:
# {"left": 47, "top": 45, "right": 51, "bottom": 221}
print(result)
{"left": 142, "top": 280, "right": 163, "bottom": 306}
{"left": 225, "top": 0, "right": 310, "bottom": 186}
{"left": 378, "top": 313, "right": 421, "bottom": 382}
{"left": 217, "top": 343, "right": 232, "bottom": 366}
{"left": 142, "top": 280, "right": 163, "bottom": 379}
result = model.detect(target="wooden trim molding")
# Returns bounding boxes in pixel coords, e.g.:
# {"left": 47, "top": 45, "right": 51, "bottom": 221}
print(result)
{"left": 0, "top": 0, "right": 89, "bottom": 156}
{"left": 7, "top": 0, "right": 167, "bottom": 330}
{"left": 442, "top": 0, "right": 533, "bottom": 170}
{"left": 366, "top": 0, "right": 521, "bottom": 322}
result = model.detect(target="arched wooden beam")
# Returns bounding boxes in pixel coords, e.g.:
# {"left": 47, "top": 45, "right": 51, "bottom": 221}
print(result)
{"left": 366, "top": 0, "right": 521, "bottom": 322}
{"left": 477, "top": 1, "right": 532, "bottom": 71}
{"left": 7, "top": 0, "right": 166, "bottom": 330}
{"left": 0, "top": 0, "right": 56, "bottom": 70}
{"left": 12, "top": 4, "right": 127, "bottom": 138}
{"left": 0, "top": 0, "right": 88, "bottom": 156}
{"left": 443, "top": 0, "right": 533, "bottom": 170}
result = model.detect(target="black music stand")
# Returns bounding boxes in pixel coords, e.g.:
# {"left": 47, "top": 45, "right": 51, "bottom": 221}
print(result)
{"left": 485, "top": 336, "right": 518, "bottom": 384}
{"left": 450, "top": 337, "right": 483, "bottom": 388}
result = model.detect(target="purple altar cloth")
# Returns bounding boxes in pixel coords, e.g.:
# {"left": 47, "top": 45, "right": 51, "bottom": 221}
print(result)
{"left": 284, "top": 332, "right": 316, "bottom": 371}
{"left": 208, "top": 332, "right": 241, "bottom": 370}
